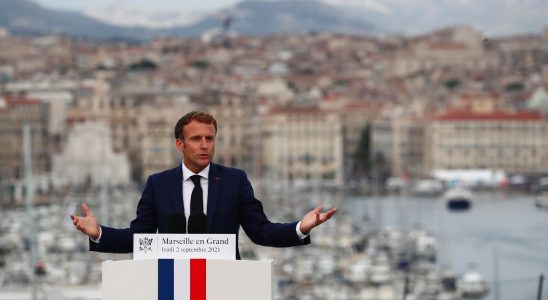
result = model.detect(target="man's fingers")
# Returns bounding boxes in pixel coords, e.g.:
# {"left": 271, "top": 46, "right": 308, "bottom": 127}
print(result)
{"left": 319, "top": 208, "right": 337, "bottom": 222}
{"left": 325, "top": 208, "right": 337, "bottom": 217}
{"left": 82, "top": 203, "right": 93, "bottom": 217}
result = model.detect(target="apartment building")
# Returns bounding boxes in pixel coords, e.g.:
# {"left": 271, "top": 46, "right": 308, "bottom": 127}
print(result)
{"left": 372, "top": 116, "right": 427, "bottom": 178}
{"left": 51, "top": 121, "right": 130, "bottom": 187}
{"left": 429, "top": 109, "right": 548, "bottom": 174}
{"left": 0, "top": 96, "right": 49, "bottom": 181}
{"left": 390, "top": 27, "right": 500, "bottom": 77}
{"left": 261, "top": 108, "right": 343, "bottom": 186}
{"left": 77, "top": 74, "right": 197, "bottom": 181}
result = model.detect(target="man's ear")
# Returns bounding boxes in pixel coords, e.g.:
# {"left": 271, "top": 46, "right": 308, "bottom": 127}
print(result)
{"left": 175, "top": 139, "right": 185, "bottom": 152}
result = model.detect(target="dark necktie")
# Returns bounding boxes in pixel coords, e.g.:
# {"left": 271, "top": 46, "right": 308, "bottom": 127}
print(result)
{"left": 188, "top": 175, "right": 207, "bottom": 233}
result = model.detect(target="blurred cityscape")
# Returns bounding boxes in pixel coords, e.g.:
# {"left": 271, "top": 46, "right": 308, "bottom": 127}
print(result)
{"left": 1, "top": 11, "right": 548, "bottom": 300}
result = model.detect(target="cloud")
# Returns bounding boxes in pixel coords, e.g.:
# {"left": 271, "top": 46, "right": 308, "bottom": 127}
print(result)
{"left": 328, "top": 0, "right": 548, "bottom": 36}
{"left": 323, "top": 0, "right": 391, "bottom": 14}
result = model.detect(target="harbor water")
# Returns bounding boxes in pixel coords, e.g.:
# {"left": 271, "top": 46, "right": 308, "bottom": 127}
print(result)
{"left": 349, "top": 192, "right": 548, "bottom": 300}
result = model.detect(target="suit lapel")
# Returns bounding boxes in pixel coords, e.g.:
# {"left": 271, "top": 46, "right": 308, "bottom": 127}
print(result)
{"left": 171, "top": 164, "right": 184, "bottom": 214}
{"left": 207, "top": 163, "right": 222, "bottom": 230}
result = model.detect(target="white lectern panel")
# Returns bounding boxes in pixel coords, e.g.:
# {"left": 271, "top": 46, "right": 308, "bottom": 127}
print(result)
{"left": 102, "top": 259, "right": 272, "bottom": 300}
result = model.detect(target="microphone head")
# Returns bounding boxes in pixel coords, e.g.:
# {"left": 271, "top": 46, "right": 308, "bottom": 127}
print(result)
{"left": 187, "top": 213, "right": 208, "bottom": 234}
{"left": 168, "top": 213, "right": 186, "bottom": 233}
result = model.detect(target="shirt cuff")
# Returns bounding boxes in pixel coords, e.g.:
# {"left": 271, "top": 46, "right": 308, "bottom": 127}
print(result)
{"left": 296, "top": 221, "right": 309, "bottom": 240}
{"left": 89, "top": 226, "right": 102, "bottom": 243}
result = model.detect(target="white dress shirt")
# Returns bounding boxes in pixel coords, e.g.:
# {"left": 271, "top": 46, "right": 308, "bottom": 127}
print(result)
{"left": 182, "top": 163, "right": 209, "bottom": 232}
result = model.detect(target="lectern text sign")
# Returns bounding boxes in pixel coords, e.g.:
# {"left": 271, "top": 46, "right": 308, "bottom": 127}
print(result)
{"left": 133, "top": 234, "right": 236, "bottom": 260}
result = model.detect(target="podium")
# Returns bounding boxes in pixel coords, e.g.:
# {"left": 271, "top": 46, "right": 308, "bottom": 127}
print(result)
{"left": 102, "top": 259, "right": 272, "bottom": 300}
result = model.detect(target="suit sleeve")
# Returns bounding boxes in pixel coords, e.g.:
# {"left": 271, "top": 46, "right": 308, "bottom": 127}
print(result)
{"left": 237, "top": 171, "right": 310, "bottom": 247}
{"left": 89, "top": 176, "right": 158, "bottom": 253}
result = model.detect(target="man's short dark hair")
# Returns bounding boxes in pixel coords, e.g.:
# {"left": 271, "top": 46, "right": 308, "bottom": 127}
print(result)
{"left": 174, "top": 111, "right": 218, "bottom": 140}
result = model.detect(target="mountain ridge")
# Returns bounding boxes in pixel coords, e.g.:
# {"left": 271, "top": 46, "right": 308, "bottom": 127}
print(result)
{"left": 0, "top": 0, "right": 377, "bottom": 40}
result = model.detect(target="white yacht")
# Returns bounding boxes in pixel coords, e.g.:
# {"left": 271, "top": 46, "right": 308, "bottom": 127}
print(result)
{"left": 444, "top": 187, "right": 473, "bottom": 211}
{"left": 413, "top": 179, "right": 445, "bottom": 196}
{"left": 457, "top": 271, "right": 489, "bottom": 298}
{"left": 535, "top": 192, "right": 548, "bottom": 209}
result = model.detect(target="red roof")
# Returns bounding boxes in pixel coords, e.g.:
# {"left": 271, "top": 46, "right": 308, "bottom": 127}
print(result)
{"left": 5, "top": 96, "right": 41, "bottom": 106}
{"left": 342, "top": 102, "right": 384, "bottom": 111}
{"left": 433, "top": 109, "right": 543, "bottom": 121}
{"left": 321, "top": 95, "right": 341, "bottom": 102}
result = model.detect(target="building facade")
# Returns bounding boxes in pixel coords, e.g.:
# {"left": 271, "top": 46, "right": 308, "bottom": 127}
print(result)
{"left": 51, "top": 121, "right": 130, "bottom": 187}
{"left": 429, "top": 110, "right": 548, "bottom": 174}
{"left": 261, "top": 108, "right": 343, "bottom": 186}
{"left": 0, "top": 97, "right": 49, "bottom": 181}
{"left": 372, "top": 116, "right": 427, "bottom": 178}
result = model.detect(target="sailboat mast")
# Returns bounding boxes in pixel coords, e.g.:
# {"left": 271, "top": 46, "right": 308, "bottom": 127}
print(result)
{"left": 23, "top": 124, "right": 37, "bottom": 300}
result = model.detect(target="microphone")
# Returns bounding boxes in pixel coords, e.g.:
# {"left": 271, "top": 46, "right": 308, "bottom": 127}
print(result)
{"left": 168, "top": 213, "right": 186, "bottom": 233}
{"left": 187, "top": 213, "right": 207, "bottom": 234}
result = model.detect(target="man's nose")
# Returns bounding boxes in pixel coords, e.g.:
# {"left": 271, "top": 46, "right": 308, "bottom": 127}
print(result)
{"left": 199, "top": 138, "right": 208, "bottom": 148}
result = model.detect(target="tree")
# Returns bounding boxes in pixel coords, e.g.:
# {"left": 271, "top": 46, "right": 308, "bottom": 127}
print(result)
{"left": 190, "top": 60, "right": 210, "bottom": 69}
{"left": 505, "top": 82, "right": 524, "bottom": 92}
{"left": 128, "top": 58, "right": 157, "bottom": 71}
{"left": 444, "top": 78, "right": 461, "bottom": 90}
{"left": 354, "top": 123, "right": 372, "bottom": 178}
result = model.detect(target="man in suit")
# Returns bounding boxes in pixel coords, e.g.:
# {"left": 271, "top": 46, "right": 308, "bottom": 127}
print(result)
{"left": 71, "top": 111, "right": 336, "bottom": 258}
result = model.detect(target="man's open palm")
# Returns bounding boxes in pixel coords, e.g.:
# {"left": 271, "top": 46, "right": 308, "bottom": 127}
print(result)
{"left": 299, "top": 206, "right": 337, "bottom": 235}
{"left": 70, "top": 203, "right": 100, "bottom": 240}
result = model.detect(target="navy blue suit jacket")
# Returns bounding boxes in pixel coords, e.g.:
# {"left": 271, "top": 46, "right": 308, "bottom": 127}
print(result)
{"left": 90, "top": 163, "right": 310, "bottom": 258}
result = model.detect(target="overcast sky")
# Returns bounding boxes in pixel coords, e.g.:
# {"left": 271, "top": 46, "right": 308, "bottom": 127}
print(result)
{"left": 34, "top": 0, "right": 240, "bottom": 12}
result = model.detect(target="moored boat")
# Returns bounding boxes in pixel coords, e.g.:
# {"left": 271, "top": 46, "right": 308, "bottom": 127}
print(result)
{"left": 535, "top": 192, "right": 548, "bottom": 209}
{"left": 412, "top": 179, "right": 445, "bottom": 196}
{"left": 445, "top": 187, "right": 473, "bottom": 211}
{"left": 457, "top": 271, "right": 489, "bottom": 298}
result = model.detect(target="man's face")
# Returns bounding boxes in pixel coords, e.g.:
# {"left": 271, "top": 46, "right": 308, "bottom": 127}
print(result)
{"left": 176, "top": 120, "right": 216, "bottom": 173}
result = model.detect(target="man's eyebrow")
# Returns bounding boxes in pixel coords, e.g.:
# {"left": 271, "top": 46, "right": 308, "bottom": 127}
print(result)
{"left": 188, "top": 134, "right": 215, "bottom": 138}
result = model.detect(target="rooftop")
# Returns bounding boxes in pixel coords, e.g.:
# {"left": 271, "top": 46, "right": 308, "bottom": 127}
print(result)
{"left": 433, "top": 109, "right": 543, "bottom": 121}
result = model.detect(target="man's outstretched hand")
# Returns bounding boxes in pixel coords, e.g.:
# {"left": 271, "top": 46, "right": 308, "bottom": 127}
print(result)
{"left": 299, "top": 206, "right": 337, "bottom": 235}
{"left": 70, "top": 203, "right": 100, "bottom": 240}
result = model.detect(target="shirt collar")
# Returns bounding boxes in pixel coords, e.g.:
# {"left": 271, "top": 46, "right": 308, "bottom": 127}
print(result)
{"left": 181, "top": 162, "right": 210, "bottom": 182}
